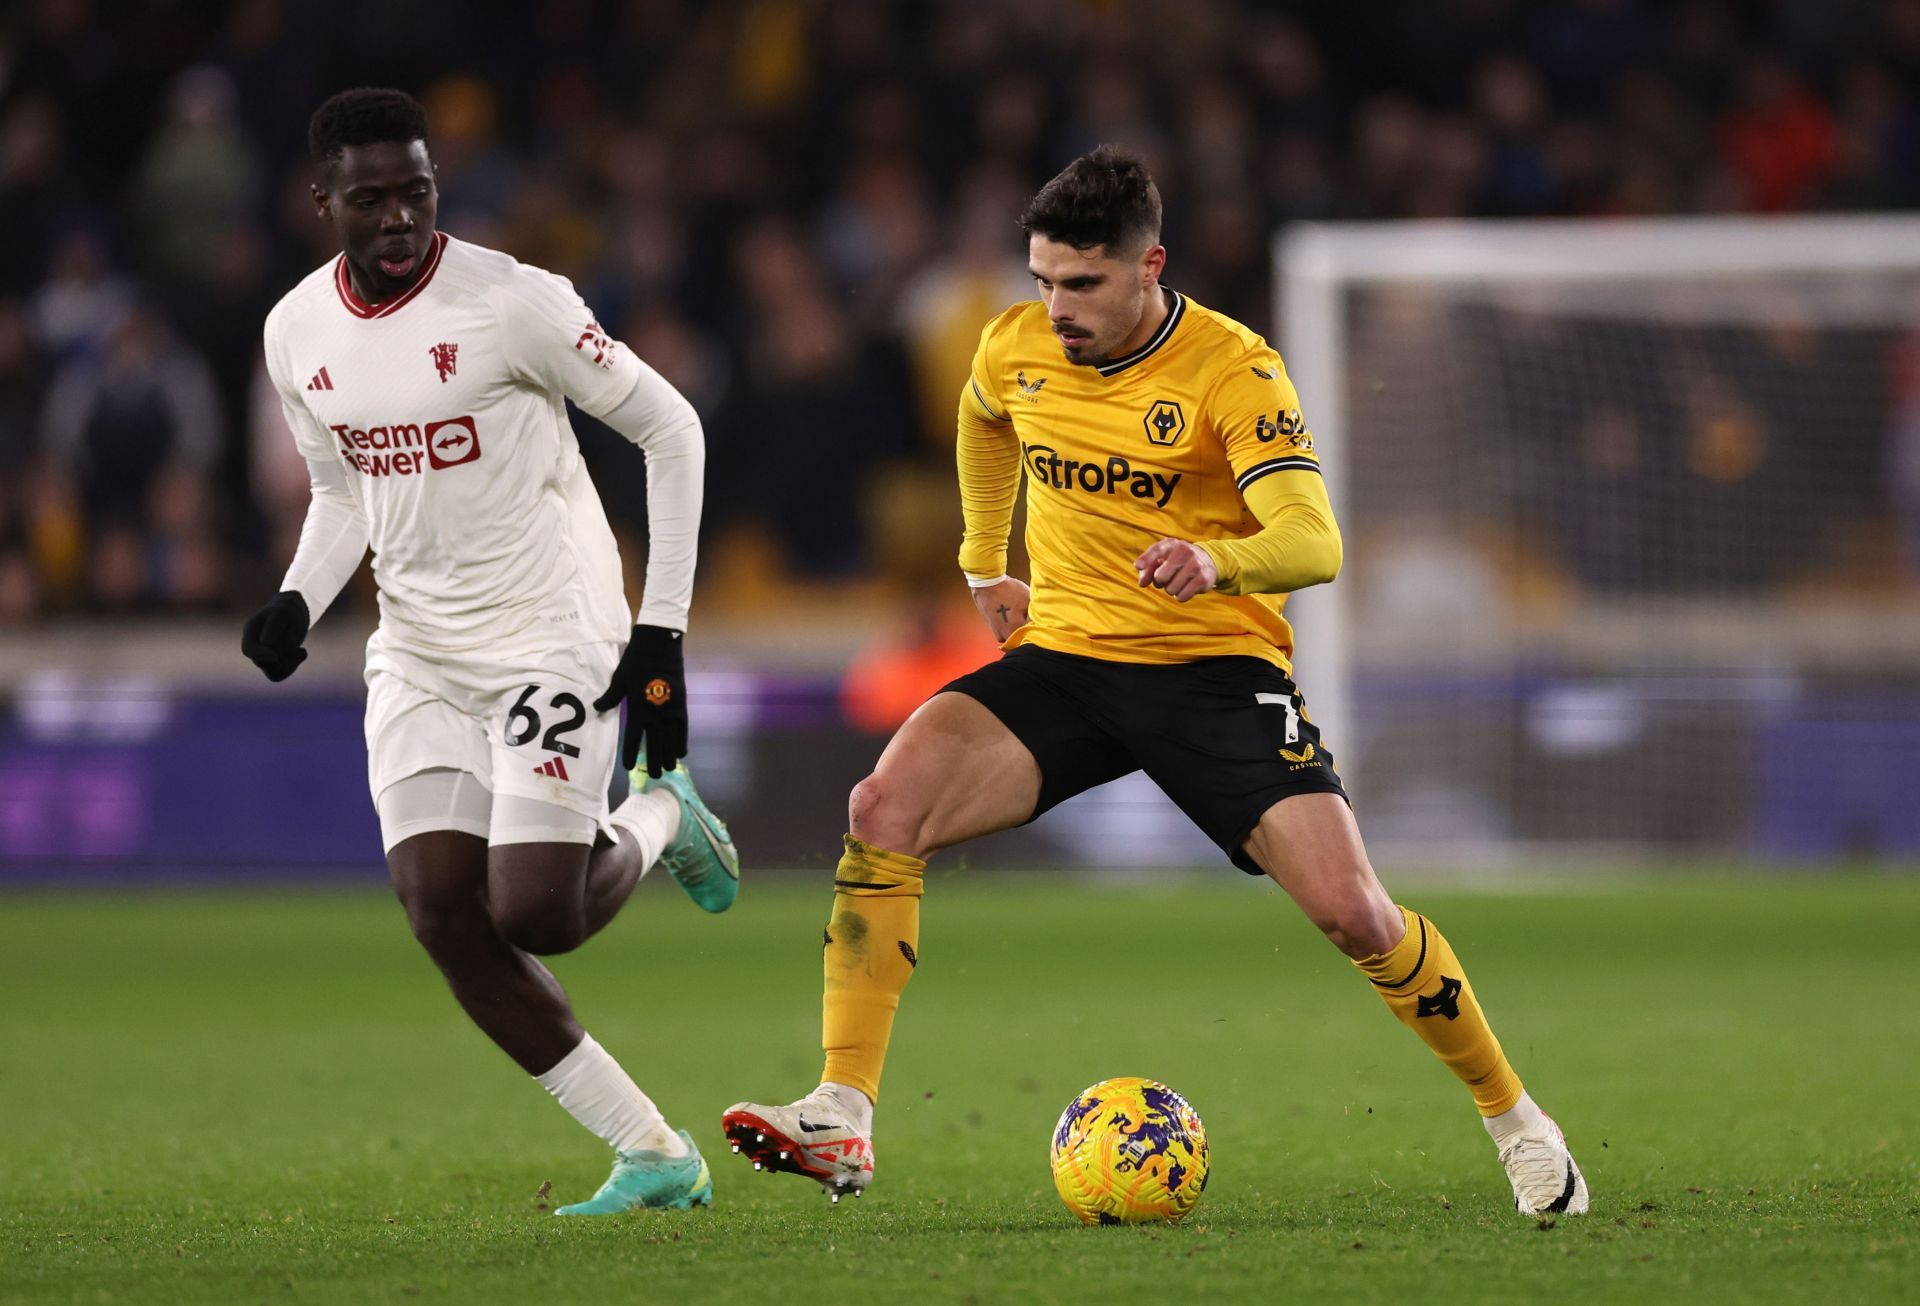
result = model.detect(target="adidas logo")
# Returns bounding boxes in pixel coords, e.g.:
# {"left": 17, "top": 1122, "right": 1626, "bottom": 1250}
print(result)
{"left": 533, "top": 756, "right": 570, "bottom": 780}
{"left": 306, "top": 366, "right": 334, "bottom": 391}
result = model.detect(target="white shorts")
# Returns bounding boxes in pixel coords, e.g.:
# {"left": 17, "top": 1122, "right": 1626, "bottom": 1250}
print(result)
{"left": 363, "top": 636, "right": 623, "bottom": 849}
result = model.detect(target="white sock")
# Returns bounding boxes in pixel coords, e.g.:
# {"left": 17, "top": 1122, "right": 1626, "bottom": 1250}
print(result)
{"left": 535, "top": 1033, "right": 688, "bottom": 1156}
{"left": 604, "top": 788, "right": 681, "bottom": 874}
{"left": 1483, "top": 1091, "right": 1549, "bottom": 1148}
{"left": 814, "top": 1080, "right": 875, "bottom": 1135}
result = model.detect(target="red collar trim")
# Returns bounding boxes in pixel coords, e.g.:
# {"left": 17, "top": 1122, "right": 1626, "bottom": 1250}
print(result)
{"left": 335, "top": 231, "right": 448, "bottom": 320}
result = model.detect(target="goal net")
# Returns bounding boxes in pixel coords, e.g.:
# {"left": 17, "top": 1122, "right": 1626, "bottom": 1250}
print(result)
{"left": 1277, "top": 216, "right": 1920, "bottom": 867}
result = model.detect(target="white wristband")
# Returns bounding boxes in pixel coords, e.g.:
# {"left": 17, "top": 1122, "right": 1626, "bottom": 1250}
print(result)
{"left": 964, "top": 573, "right": 1009, "bottom": 589}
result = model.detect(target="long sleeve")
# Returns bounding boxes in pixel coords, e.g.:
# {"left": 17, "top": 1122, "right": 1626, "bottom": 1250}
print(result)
{"left": 1197, "top": 468, "right": 1342, "bottom": 596}
{"left": 593, "top": 361, "right": 704, "bottom": 631}
{"left": 280, "top": 444, "right": 370, "bottom": 622}
{"left": 260, "top": 306, "right": 367, "bottom": 624}
{"left": 491, "top": 263, "right": 700, "bottom": 630}
{"left": 955, "top": 382, "right": 1020, "bottom": 581}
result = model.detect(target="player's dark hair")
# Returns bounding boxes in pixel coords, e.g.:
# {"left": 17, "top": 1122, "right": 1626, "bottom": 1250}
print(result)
{"left": 1019, "top": 146, "right": 1162, "bottom": 254}
{"left": 308, "top": 88, "right": 430, "bottom": 166}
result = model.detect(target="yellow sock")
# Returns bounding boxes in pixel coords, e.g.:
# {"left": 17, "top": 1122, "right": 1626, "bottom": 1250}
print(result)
{"left": 820, "top": 835, "right": 925, "bottom": 1103}
{"left": 1354, "top": 906, "right": 1524, "bottom": 1116}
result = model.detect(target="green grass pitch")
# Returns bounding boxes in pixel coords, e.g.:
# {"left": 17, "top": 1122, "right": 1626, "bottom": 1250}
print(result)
{"left": 3, "top": 871, "right": 1917, "bottom": 1304}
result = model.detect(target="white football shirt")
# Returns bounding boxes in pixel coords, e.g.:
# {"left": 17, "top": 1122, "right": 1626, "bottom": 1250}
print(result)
{"left": 262, "top": 234, "right": 642, "bottom": 656}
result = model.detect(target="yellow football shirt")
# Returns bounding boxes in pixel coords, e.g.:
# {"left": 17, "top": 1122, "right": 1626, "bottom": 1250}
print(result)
{"left": 956, "top": 290, "right": 1329, "bottom": 670}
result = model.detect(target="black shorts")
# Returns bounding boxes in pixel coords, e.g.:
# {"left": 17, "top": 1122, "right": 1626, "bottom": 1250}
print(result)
{"left": 941, "top": 645, "right": 1348, "bottom": 874}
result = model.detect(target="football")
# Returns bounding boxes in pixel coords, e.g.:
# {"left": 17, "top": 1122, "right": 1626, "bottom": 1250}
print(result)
{"left": 1049, "top": 1076, "right": 1210, "bottom": 1224}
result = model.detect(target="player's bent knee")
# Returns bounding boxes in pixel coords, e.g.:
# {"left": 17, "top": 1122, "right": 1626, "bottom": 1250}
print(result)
{"left": 491, "top": 902, "right": 587, "bottom": 957}
{"left": 483, "top": 840, "right": 593, "bottom": 954}
{"left": 388, "top": 845, "right": 493, "bottom": 960}
{"left": 847, "top": 772, "right": 928, "bottom": 858}
{"left": 1318, "top": 897, "right": 1404, "bottom": 959}
{"left": 394, "top": 889, "right": 488, "bottom": 958}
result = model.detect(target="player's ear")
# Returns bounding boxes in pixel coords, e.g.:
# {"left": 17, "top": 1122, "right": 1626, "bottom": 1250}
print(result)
{"left": 311, "top": 183, "right": 331, "bottom": 219}
{"left": 1141, "top": 243, "right": 1167, "bottom": 285}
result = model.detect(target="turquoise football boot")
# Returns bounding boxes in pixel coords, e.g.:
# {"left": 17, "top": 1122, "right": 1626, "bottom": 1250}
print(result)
{"left": 644, "top": 758, "right": 740, "bottom": 914}
{"left": 554, "top": 1130, "right": 714, "bottom": 1215}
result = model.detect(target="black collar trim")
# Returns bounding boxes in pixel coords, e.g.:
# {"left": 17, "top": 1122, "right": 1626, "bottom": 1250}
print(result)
{"left": 1096, "top": 289, "right": 1185, "bottom": 377}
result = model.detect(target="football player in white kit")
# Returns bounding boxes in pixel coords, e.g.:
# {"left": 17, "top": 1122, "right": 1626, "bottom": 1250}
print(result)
{"left": 241, "top": 89, "right": 736, "bottom": 1215}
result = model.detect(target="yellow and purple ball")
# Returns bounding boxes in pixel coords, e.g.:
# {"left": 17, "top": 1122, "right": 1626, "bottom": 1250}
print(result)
{"left": 1049, "top": 1076, "right": 1210, "bottom": 1225}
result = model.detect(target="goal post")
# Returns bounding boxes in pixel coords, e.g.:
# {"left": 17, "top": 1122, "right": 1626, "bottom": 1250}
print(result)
{"left": 1276, "top": 215, "right": 1920, "bottom": 867}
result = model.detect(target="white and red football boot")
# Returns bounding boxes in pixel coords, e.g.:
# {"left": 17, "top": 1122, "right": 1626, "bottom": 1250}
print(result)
{"left": 722, "top": 1092, "right": 875, "bottom": 1203}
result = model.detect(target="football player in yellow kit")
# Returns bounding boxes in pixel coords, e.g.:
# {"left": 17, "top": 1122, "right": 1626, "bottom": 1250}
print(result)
{"left": 724, "top": 147, "right": 1587, "bottom": 1216}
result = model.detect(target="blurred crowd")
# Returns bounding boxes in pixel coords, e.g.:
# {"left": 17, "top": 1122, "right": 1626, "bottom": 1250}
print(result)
{"left": 2, "top": 0, "right": 1919, "bottom": 626}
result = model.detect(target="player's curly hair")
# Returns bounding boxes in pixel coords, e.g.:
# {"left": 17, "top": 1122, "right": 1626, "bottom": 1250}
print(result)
{"left": 1020, "top": 146, "right": 1162, "bottom": 254}
{"left": 308, "top": 88, "right": 430, "bottom": 166}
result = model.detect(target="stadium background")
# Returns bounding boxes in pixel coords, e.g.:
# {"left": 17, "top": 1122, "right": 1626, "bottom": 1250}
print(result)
{"left": 2, "top": 0, "right": 1918, "bottom": 876}
{"left": 6, "top": 6, "right": 1920, "bottom": 1304}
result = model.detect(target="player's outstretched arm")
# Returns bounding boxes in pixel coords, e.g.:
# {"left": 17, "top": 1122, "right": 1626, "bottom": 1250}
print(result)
{"left": 242, "top": 452, "right": 368, "bottom": 681}
{"left": 955, "top": 359, "right": 1024, "bottom": 640}
{"left": 497, "top": 264, "right": 705, "bottom": 648}
{"left": 588, "top": 363, "right": 704, "bottom": 777}
{"left": 955, "top": 369, "right": 1020, "bottom": 579}
{"left": 595, "top": 360, "right": 704, "bottom": 638}
{"left": 493, "top": 265, "right": 705, "bottom": 775}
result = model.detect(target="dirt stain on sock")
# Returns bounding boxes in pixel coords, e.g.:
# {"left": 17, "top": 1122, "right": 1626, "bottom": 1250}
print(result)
{"left": 829, "top": 911, "right": 869, "bottom": 955}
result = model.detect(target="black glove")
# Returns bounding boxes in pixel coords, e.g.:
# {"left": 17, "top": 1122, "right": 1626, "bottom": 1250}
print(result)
{"left": 593, "top": 624, "right": 687, "bottom": 777}
{"left": 240, "top": 590, "right": 311, "bottom": 682}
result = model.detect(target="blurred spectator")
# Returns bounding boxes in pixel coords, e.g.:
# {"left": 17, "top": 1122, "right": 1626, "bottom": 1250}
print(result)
{"left": 840, "top": 460, "right": 1004, "bottom": 731}
{"left": 0, "top": 302, "right": 49, "bottom": 621}
{"left": 39, "top": 302, "right": 224, "bottom": 609}
{"left": 419, "top": 76, "right": 518, "bottom": 233}
{"left": 0, "top": 0, "right": 1914, "bottom": 624}
{"left": 1608, "top": 69, "right": 1713, "bottom": 214}
{"left": 1829, "top": 61, "right": 1920, "bottom": 208}
{"left": 1889, "top": 335, "right": 1920, "bottom": 579}
{"left": 719, "top": 218, "right": 918, "bottom": 576}
{"left": 32, "top": 232, "right": 131, "bottom": 366}
{"left": 133, "top": 67, "right": 262, "bottom": 290}
{"left": 0, "top": 303, "right": 41, "bottom": 490}
{"left": 1349, "top": 95, "right": 1426, "bottom": 218}
{"left": 896, "top": 167, "right": 1031, "bottom": 449}
{"left": 1475, "top": 55, "right": 1559, "bottom": 214}
{"left": 0, "top": 94, "right": 80, "bottom": 298}
{"left": 841, "top": 601, "right": 1002, "bottom": 733}
{"left": 817, "top": 152, "right": 935, "bottom": 330}
{"left": 1716, "top": 55, "right": 1838, "bottom": 212}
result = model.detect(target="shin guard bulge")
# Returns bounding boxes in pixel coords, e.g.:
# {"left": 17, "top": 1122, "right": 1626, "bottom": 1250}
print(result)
{"left": 820, "top": 836, "right": 926, "bottom": 1103}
